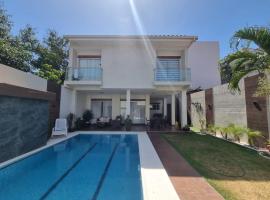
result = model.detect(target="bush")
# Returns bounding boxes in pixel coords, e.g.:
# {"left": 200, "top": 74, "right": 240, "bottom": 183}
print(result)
{"left": 82, "top": 110, "right": 93, "bottom": 122}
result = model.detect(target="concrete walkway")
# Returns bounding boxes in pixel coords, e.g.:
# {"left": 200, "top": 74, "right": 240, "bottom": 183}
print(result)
{"left": 148, "top": 133, "right": 224, "bottom": 200}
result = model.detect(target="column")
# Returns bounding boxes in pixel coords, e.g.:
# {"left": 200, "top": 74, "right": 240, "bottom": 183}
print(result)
{"left": 126, "top": 89, "right": 131, "bottom": 117}
{"left": 145, "top": 94, "right": 150, "bottom": 123}
{"left": 163, "top": 97, "right": 167, "bottom": 117}
{"left": 181, "top": 90, "right": 187, "bottom": 128}
{"left": 71, "top": 89, "right": 77, "bottom": 115}
{"left": 112, "top": 94, "right": 121, "bottom": 119}
{"left": 171, "top": 93, "right": 176, "bottom": 125}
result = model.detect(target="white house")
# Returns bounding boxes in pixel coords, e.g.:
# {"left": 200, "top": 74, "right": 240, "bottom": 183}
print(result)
{"left": 60, "top": 35, "right": 220, "bottom": 127}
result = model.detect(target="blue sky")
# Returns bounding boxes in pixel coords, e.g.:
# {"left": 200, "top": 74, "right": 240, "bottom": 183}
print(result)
{"left": 2, "top": 0, "right": 270, "bottom": 58}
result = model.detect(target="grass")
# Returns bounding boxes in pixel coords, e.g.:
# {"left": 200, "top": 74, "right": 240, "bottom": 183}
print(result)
{"left": 162, "top": 133, "right": 270, "bottom": 200}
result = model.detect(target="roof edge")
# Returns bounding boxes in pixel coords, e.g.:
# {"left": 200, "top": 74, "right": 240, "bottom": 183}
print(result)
{"left": 64, "top": 35, "right": 198, "bottom": 40}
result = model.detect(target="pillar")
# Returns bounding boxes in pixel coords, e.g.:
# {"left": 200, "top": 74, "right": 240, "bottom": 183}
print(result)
{"left": 163, "top": 97, "right": 167, "bottom": 117}
{"left": 145, "top": 94, "right": 150, "bottom": 123}
{"left": 126, "top": 89, "right": 131, "bottom": 117}
{"left": 171, "top": 93, "right": 176, "bottom": 125}
{"left": 71, "top": 89, "right": 77, "bottom": 115}
{"left": 181, "top": 90, "right": 187, "bottom": 128}
{"left": 112, "top": 94, "right": 121, "bottom": 119}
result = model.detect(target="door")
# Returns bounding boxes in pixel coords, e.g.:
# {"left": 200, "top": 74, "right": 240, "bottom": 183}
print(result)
{"left": 167, "top": 104, "right": 171, "bottom": 124}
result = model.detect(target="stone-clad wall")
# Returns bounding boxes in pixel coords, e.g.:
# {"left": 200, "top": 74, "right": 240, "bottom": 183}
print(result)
{"left": 189, "top": 75, "right": 270, "bottom": 142}
{"left": 0, "top": 96, "right": 49, "bottom": 163}
{"left": 213, "top": 81, "right": 247, "bottom": 128}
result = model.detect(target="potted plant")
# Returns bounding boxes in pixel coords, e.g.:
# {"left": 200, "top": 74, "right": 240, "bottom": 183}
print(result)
{"left": 124, "top": 115, "right": 132, "bottom": 131}
{"left": 66, "top": 113, "right": 74, "bottom": 132}
{"left": 82, "top": 110, "right": 93, "bottom": 127}
{"left": 265, "top": 140, "right": 270, "bottom": 152}
{"left": 75, "top": 117, "right": 83, "bottom": 130}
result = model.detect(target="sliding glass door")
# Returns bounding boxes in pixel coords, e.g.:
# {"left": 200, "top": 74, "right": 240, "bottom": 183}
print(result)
{"left": 91, "top": 99, "right": 112, "bottom": 119}
{"left": 120, "top": 100, "right": 146, "bottom": 124}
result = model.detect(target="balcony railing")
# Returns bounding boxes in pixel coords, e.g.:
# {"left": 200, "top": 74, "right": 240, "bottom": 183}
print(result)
{"left": 65, "top": 67, "right": 103, "bottom": 81}
{"left": 154, "top": 67, "right": 191, "bottom": 82}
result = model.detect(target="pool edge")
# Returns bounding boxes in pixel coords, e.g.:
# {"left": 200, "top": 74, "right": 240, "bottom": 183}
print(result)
{"left": 0, "top": 131, "right": 180, "bottom": 200}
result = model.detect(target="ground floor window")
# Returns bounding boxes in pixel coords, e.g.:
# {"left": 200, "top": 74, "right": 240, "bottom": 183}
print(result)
{"left": 91, "top": 99, "right": 112, "bottom": 118}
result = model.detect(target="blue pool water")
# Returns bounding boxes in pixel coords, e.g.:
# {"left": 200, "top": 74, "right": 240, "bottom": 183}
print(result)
{"left": 0, "top": 134, "right": 143, "bottom": 200}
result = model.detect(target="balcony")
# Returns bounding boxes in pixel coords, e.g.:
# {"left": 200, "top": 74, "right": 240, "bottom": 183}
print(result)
{"left": 154, "top": 67, "right": 191, "bottom": 85}
{"left": 65, "top": 67, "right": 102, "bottom": 85}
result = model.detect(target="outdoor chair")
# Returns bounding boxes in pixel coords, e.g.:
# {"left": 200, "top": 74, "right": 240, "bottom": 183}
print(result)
{"left": 52, "top": 118, "right": 68, "bottom": 137}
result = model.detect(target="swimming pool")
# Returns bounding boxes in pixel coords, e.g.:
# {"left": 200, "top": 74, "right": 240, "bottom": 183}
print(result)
{"left": 0, "top": 134, "right": 143, "bottom": 200}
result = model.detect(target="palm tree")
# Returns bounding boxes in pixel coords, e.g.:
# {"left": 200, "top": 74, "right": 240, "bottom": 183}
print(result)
{"left": 220, "top": 26, "right": 270, "bottom": 95}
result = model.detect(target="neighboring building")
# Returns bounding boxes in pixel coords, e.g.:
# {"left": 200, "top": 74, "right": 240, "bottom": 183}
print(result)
{"left": 60, "top": 35, "right": 220, "bottom": 127}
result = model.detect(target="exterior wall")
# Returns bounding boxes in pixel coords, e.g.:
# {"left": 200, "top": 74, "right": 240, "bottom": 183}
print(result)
{"left": 76, "top": 92, "right": 88, "bottom": 117}
{"left": 244, "top": 75, "right": 269, "bottom": 138}
{"left": 60, "top": 86, "right": 73, "bottom": 118}
{"left": 189, "top": 75, "right": 270, "bottom": 143}
{"left": 47, "top": 81, "right": 61, "bottom": 137}
{"left": 188, "top": 42, "right": 220, "bottom": 89}
{"left": 0, "top": 96, "right": 49, "bottom": 163}
{"left": 190, "top": 91, "right": 206, "bottom": 128}
{"left": 213, "top": 81, "right": 247, "bottom": 128}
{"left": 205, "top": 88, "right": 214, "bottom": 125}
{"left": 101, "top": 44, "right": 155, "bottom": 89}
{"left": 0, "top": 83, "right": 55, "bottom": 163}
{"left": 0, "top": 64, "right": 47, "bottom": 91}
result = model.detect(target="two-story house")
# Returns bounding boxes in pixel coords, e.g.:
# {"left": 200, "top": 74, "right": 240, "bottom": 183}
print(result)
{"left": 60, "top": 35, "right": 220, "bottom": 127}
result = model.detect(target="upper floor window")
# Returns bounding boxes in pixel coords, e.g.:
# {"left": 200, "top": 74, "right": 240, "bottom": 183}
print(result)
{"left": 78, "top": 56, "right": 101, "bottom": 68}
{"left": 157, "top": 56, "right": 180, "bottom": 68}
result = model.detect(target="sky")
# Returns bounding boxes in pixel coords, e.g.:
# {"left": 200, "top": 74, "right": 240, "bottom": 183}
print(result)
{"left": 2, "top": 0, "right": 270, "bottom": 58}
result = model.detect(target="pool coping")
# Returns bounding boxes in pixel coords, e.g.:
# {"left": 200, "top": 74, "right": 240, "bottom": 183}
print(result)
{"left": 0, "top": 131, "right": 179, "bottom": 200}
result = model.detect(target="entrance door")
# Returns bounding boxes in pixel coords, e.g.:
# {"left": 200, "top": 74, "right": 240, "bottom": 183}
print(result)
{"left": 130, "top": 101, "right": 145, "bottom": 124}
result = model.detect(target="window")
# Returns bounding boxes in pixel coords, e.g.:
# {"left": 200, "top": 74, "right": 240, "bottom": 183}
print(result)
{"left": 91, "top": 99, "right": 112, "bottom": 118}
{"left": 150, "top": 103, "right": 160, "bottom": 110}
{"left": 78, "top": 56, "right": 101, "bottom": 68}
{"left": 157, "top": 57, "right": 180, "bottom": 68}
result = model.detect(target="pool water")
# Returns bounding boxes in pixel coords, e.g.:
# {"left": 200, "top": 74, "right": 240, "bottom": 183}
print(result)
{"left": 0, "top": 134, "right": 143, "bottom": 200}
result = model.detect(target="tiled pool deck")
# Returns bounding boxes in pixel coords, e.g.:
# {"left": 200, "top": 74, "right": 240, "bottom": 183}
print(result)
{"left": 148, "top": 133, "right": 224, "bottom": 200}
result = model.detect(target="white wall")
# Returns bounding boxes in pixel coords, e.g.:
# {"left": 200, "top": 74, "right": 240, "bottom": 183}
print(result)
{"left": 60, "top": 86, "right": 73, "bottom": 118}
{"left": 101, "top": 44, "right": 155, "bottom": 89}
{"left": 0, "top": 64, "right": 47, "bottom": 91}
{"left": 188, "top": 41, "right": 220, "bottom": 89}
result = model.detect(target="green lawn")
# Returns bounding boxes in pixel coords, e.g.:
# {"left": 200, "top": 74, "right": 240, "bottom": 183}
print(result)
{"left": 163, "top": 133, "right": 270, "bottom": 200}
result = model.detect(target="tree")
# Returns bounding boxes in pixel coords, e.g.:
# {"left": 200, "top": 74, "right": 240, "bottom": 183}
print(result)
{"left": 221, "top": 26, "right": 270, "bottom": 96}
{"left": 36, "top": 64, "right": 63, "bottom": 83}
{"left": 33, "top": 30, "right": 69, "bottom": 82}
{"left": 0, "top": 7, "right": 33, "bottom": 71}
{"left": 0, "top": 6, "right": 12, "bottom": 39}
{"left": 0, "top": 5, "right": 68, "bottom": 83}
{"left": 18, "top": 25, "right": 39, "bottom": 52}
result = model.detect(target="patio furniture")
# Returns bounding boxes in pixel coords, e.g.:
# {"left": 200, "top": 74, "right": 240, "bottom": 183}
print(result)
{"left": 97, "top": 116, "right": 111, "bottom": 128}
{"left": 52, "top": 118, "right": 68, "bottom": 137}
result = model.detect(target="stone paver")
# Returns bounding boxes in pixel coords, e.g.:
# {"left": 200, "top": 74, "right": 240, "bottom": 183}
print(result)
{"left": 148, "top": 133, "right": 224, "bottom": 200}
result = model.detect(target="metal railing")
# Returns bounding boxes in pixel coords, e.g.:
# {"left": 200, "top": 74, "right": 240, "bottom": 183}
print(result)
{"left": 65, "top": 67, "right": 103, "bottom": 81}
{"left": 154, "top": 67, "right": 191, "bottom": 82}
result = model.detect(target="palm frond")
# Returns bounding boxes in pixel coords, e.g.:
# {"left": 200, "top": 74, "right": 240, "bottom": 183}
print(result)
{"left": 231, "top": 26, "right": 270, "bottom": 55}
